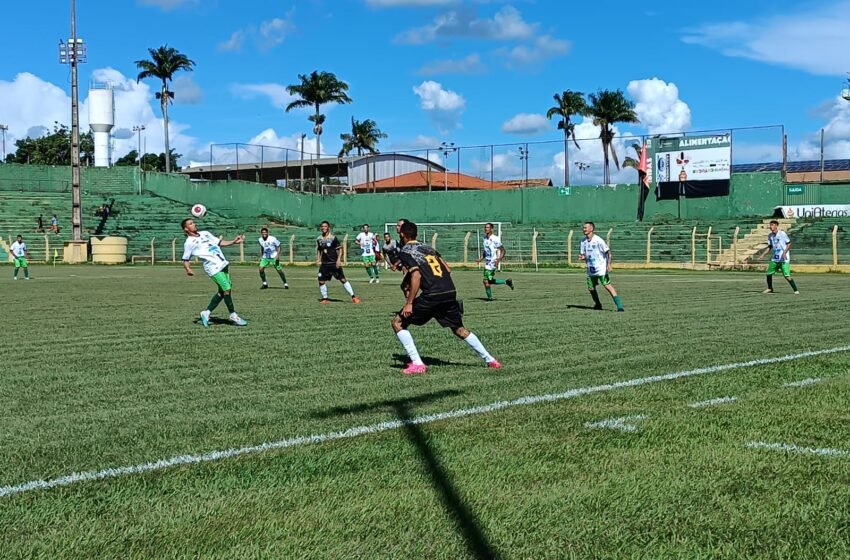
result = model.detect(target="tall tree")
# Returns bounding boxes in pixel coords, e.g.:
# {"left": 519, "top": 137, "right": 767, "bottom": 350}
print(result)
{"left": 587, "top": 89, "right": 640, "bottom": 185}
{"left": 546, "top": 90, "right": 588, "bottom": 187}
{"left": 622, "top": 142, "right": 642, "bottom": 180}
{"left": 135, "top": 45, "right": 195, "bottom": 173}
{"left": 338, "top": 118, "right": 387, "bottom": 157}
{"left": 286, "top": 71, "right": 352, "bottom": 159}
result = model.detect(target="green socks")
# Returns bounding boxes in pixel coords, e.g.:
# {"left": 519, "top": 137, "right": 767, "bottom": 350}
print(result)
{"left": 366, "top": 267, "right": 374, "bottom": 279}
{"left": 207, "top": 293, "right": 223, "bottom": 312}
{"left": 492, "top": 279, "right": 506, "bottom": 285}
{"left": 766, "top": 275, "right": 773, "bottom": 290}
{"left": 485, "top": 286, "right": 493, "bottom": 300}
{"left": 259, "top": 270, "right": 267, "bottom": 283}
{"left": 613, "top": 295, "right": 624, "bottom": 311}
{"left": 789, "top": 279, "right": 798, "bottom": 292}
{"left": 372, "top": 265, "right": 380, "bottom": 278}
{"left": 13, "top": 268, "right": 18, "bottom": 279}
{"left": 277, "top": 269, "right": 287, "bottom": 284}
{"left": 24, "top": 269, "right": 28, "bottom": 279}
{"left": 223, "top": 294, "right": 235, "bottom": 314}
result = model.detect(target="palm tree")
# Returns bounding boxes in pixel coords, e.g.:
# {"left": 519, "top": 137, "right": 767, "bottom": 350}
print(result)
{"left": 622, "top": 142, "right": 642, "bottom": 182}
{"left": 546, "top": 90, "right": 588, "bottom": 187}
{"left": 587, "top": 89, "right": 640, "bottom": 185}
{"left": 135, "top": 45, "right": 195, "bottom": 173}
{"left": 286, "top": 71, "right": 352, "bottom": 159}
{"left": 338, "top": 118, "right": 387, "bottom": 157}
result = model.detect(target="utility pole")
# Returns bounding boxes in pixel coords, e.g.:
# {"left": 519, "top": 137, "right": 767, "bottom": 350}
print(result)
{"left": 299, "top": 133, "right": 306, "bottom": 192}
{"left": 59, "top": 0, "right": 86, "bottom": 245}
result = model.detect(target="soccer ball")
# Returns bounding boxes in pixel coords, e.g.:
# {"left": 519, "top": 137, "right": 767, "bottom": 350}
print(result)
{"left": 191, "top": 204, "right": 207, "bottom": 218}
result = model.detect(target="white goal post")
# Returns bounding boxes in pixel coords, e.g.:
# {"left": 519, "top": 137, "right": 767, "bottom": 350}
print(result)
{"left": 383, "top": 221, "right": 505, "bottom": 269}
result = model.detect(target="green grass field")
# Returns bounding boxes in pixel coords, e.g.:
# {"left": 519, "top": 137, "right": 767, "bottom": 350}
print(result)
{"left": 3, "top": 265, "right": 850, "bottom": 559}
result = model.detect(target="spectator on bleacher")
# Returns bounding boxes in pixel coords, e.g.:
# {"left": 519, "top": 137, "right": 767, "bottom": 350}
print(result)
{"left": 36, "top": 215, "right": 44, "bottom": 233}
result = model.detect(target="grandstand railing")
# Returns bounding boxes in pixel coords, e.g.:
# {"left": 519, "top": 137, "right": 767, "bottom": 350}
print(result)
{"left": 77, "top": 220, "right": 846, "bottom": 270}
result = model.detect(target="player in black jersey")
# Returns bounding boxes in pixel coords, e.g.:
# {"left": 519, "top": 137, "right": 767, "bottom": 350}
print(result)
{"left": 316, "top": 220, "right": 360, "bottom": 304}
{"left": 391, "top": 221, "right": 501, "bottom": 375}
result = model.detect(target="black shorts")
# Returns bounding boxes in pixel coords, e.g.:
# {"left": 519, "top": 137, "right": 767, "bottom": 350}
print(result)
{"left": 318, "top": 264, "right": 345, "bottom": 282}
{"left": 400, "top": 296, "right": 464, "bottom": 330}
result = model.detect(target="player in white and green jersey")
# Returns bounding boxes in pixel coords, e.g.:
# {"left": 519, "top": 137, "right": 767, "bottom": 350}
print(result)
{"left": 10, "top": 235, "right": 30, "bottom": 280}
{"left": 258, "top": 227, "right": 289, "bottom": 290}
{"left": 181, "top": 218, "right": 247, "bottom": 327}
{"left": 580, "top": 221, "right": 624, "bottom": 312}
{"left": 757, "top": 220, "right": 799, "bottom": 294}
{"left": 355, "top": 224, "right": 381, "bottom": 283}
{"left": 476, "top": 223, "right": 513, "bottom": 300}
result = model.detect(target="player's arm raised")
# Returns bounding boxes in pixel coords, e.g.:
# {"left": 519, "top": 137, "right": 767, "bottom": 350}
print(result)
{"left": 220, "top": 234, "right": 244, "bottom": 247}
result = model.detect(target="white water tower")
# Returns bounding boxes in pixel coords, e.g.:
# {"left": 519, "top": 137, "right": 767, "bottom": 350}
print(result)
{"left": 88, "top": 82, "right": 115, "bottom": 167}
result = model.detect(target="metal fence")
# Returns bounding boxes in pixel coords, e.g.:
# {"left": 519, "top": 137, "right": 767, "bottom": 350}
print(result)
{"left": 21, "top": 220, "right": 840, "bottom": 269}
{"left": 207, "top": 124, "right": 786, "bottom": 189}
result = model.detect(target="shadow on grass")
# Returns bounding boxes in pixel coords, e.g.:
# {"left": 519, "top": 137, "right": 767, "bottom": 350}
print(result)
{"left": 390, "top": 353, "right": 465, "bottom": 369}
{"left": 315, "top": 391, "right": 501, "bottom": 560}
{"left": 192, "top": 316, "right": 241, "bottom": 326}
{"left": 565, "top": 304, "right": 601, "bottom": 311}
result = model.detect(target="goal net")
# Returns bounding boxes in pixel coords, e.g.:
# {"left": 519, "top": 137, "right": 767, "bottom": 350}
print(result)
{"left": 383, "top": 222, "right": 508, "bottom": 268}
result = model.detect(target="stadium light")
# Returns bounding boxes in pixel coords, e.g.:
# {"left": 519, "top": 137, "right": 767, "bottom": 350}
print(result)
{"left": 58, "top": 0, "right": 86, "bottom": 243}
{"left": 575, "top": 161, "right": 591, "bottom": 181}
{"left": 0, "top": 124, "right": 8, "bottom": 163}
{"left": 132, "top": 125, "right": 146, "bottom": 170}
{"left": 518, "top": 146, "right": 529, "bottom": 187}
{"left": 440, "top": 141, "right": 457, "bottom": 191}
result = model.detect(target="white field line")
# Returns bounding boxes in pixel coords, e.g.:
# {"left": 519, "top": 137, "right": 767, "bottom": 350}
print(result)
{"left": 689, "top": 396, "right": 738, "bottom": 408}
{"left": 783, "top": 377, "right": 822, "bottom": 388}
{"left": 746, "top": 441, "right": 850, "bottom": 459}
{"left": 585, "top": 415, "right": 647, "bottom": 433}
{"left": 2, "top": 344, "right": 849, "bottom": 499}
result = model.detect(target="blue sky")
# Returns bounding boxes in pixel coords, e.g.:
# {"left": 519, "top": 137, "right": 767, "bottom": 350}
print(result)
{"left": 2, "top": 0, "right": 850, "bottom": 183}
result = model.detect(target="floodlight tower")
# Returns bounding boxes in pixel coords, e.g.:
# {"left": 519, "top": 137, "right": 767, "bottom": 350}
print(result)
{"left": 59, "top": 0, "right": 86, "bottom": 247}
{"left": 440, "top": 141, "right": 456, "bottom": 191}
{"left": 0, "top": 124, "right": 7, "bottom": 162}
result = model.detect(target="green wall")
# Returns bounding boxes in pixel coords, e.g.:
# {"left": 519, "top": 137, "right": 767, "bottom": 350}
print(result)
{"left": 145, "top": 171, "right": 785, "bottom": 226}
{"left": 1, "top": 164, "right": 791, "bottom": 225}
{"left": 0, "top": 164, "right": 139, "bottom": 194}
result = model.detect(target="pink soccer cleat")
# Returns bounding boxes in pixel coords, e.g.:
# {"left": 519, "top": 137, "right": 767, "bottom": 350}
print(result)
{"left": 403, "top": 363, "right": 428, "bottom": 375}
{"left": 487, "top": 359, "right": 503, "bottom": 369}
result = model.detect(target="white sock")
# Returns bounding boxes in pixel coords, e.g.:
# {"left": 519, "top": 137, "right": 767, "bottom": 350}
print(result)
{"left": 320, "top": 284, "right": 328, "bottom": 299}
{"left": 230, "top": 312, "right": 240, "bottom": 320}
{"left": 396, "top": 330, "right": 424, "bottom": 365}
{"left": 343, "top": 281, "right": 355, "bottom": 297}
{"left": 464, "top": 333, "right": 494, "bottom": 362}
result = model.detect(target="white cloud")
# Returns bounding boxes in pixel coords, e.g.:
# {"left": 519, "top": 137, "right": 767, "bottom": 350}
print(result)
{"left": 795, "top": 95, "right": 850, "bottom": 160}
{"left": 220, "top": 13, "right": 295, "bottom": 53}
{"left": 504, "top": 35, "right": 570, "bottom": 66}
{"left": 626, "top": 78, "right": 691, "bottom": 135}
{"left": 397, "top": 6, "right": 536, "bottom": 44}
{"left": 0, "top": 68, "right": 200, "bottom": 164}
{"left": 137, "top": 0, "right": 198, "bottom": 10}
{"left": 218, "top": 31, "right": 245, "bottom": 52}
{"left": 199, "top": 129, "right": 325, "bottom": 168}
{"left": 258, "top": 17, "right": 295, "bottom": 50}
{"left": 418, "top": 54, "right": 485, "bottom": 75}
{"left": 413, "top": 80, "right": 465, "bottom": 111}
{"left": 413, "top": 80, "right": 465, "bottom": 133}
{"left": 550, "top": 117, "right": 640, "bottom": 185}
{"left": 682, "top": 1, "right": 850, "bottom": 76}
{"left": 501, "top": 113, "right": 550, "bottom": 135}
{"left": 230, "top": 83, "right": 297, "bottom": 110}
{"left": 172, "top": 75, "right": 203, "bottom": 105}
{"left": 367, "top": 0, "right": 454, "bottom": 5}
